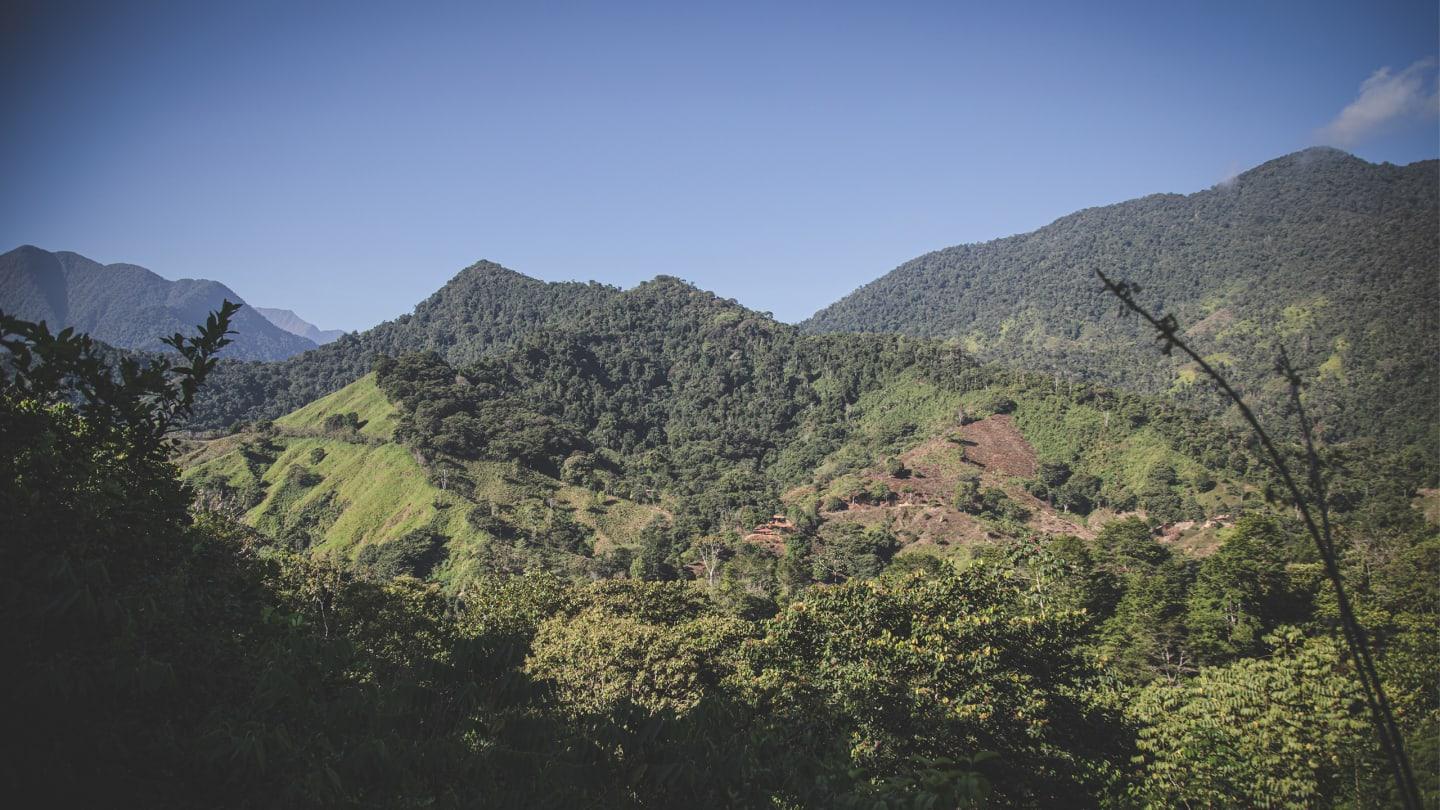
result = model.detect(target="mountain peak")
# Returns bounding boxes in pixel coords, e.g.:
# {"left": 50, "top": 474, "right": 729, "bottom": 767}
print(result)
{"left": 255, "top": 306, "right": 346, "bottom": 345}
{"left": 456, "top": 259, "right": 537, "bottom": 283}
{"left": 1242, "top": 145, "right": 1361, "bottom": 174}
{"left": 0, "top": 245, "right": 318, "bottom": 360}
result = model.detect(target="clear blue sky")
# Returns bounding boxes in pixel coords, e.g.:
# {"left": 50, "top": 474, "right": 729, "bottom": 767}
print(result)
{"left": 2, "top": 0, "right": 1436, "bottom": 330}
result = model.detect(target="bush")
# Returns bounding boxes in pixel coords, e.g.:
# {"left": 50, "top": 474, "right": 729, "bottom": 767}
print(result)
{"left": 884, "top": 456, "right": 911, "bottom": 479}
{"left": 356, "top": 529, "right": 449, "bottom": 579}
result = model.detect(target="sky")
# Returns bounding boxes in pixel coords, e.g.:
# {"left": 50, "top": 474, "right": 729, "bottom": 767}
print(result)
{"left": 2, "top": 0, "right": 1436, "bottom": 331}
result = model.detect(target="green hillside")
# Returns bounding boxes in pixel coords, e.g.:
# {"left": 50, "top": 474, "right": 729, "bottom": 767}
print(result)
{"left": 802, "top": 148, "right": 1439, "bottom": 464}
{"left": 274, "top": 372, "right": 398, "bottom": 440}
{"left": 182, "top": 281, "right": 1266, "bottom": 596}
{"left": 185, "top": 261, "right": 620, "bottom": 429}
{"left": 782, "top": 370, "right": 1254, "bottom": 563}
{"left": 182, "top": 374, "right": 663, "bottom": 590}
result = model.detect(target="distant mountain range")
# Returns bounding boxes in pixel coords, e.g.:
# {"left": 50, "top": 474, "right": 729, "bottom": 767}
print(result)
{"left": 8, "top": 147, "right": 1435, "bottom": 465}
{"left": 0, "top": 246, "right": 323, "bottom": 361}
{"left": 184, "top": 148, "right": 1436, "bottom": 468}
{"left": 254, "top": 307, "right": 346, "bottom": 345}
{"left": 803, "top": 147, "right": 1438, "bottom": 453}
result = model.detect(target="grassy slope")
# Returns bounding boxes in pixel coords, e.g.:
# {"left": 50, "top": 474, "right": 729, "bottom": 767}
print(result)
{"left": 244, "top": 438, "right": 466, "bottom": 555}
{"left": 182, "top": 375, "right": 659, "bottom": 587}
{"left": 187, "top": 370, "right": 1253, "bottom": 580}
{"left": 275, "top": 373, "right": 399, "bottom": 440}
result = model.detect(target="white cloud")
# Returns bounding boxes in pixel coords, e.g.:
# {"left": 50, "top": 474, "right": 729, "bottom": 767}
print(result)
{"left": 1317, "top": 60, "right": 1439, "bottom": 147}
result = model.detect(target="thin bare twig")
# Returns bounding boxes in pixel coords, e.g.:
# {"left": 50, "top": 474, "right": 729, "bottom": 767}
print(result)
{"left": 1097, "top": 270, "right": 1420, "bottom": 809}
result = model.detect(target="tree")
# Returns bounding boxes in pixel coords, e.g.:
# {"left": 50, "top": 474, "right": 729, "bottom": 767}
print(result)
{"left": 750, "top": 566, "right": 1124, "bottom": 805}
{"left": 1185, "top": 515, "right": 1291, "bottom": 664}
{"left": 691, "top": 534, "right": 734, "bottom": 587}
{"left": 631, "top": 520, "right": 680, "bottom": 581}
{"left": 1129, "top": 629, "right": 1374, "bottom": 808}
{"left": 1057, "top": 473, "right": 1101, "bottom": 514}
{"left": 954, "top": 475, "right": 982, "bottom": 513}
{"left": 525, "top": 581, "right": 750, "bottom": 716}
{"left": 884, "top": 456, "right": 910, "bottom": 479}
{"left": 560, "top": 450, "right": 598, "bottom": 487}
{"left": 811, "top": 523, "right": 898, "bottom": 582}
{"left": 356, "top": 529, "right": 449, "bottom": 580}
{"left": 1093, "top": 518, "right": 1193, "bottom": 680}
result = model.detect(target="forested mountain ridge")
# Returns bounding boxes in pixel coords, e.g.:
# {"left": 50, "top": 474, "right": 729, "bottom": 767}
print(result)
{"left": 183, "top": 268, "right": 1280, "bottom": 597}
{"left": 802, "top": 147, "right": 1439, "bottom": 462}
{"left": 186, "top": 260, "right": 622, "bottom": 428}
{"left": 0, "top": 245, "right": 318, "bottom": 361}
{"left": 155, "top": 287, "right": 1433, "bottom": 806}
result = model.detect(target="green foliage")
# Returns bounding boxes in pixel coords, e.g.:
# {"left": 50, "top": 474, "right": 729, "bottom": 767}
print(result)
{"left": 526, "top": 581, "right": 752, "bottom": 716}
{"left": 1128, "top": 629, "right": 1375, "bottom": 808}
{"left": 376, "top": 351, "right": 589, "bottom": 476}
{"left": 187, "top": 260, "right": 622, "bottom": 427}
{"left": 811, "top": 522, "right": 899, "bottom": 581}
{"left": 630, "top": 518, "right": 683, "bottom": 581}
{"left": 1184, "top": 515, "right": 1294, "bottom": 664}
{"left": 185, "top": 378, "right": 662, "bottom": 587}
{"left": 1089, "top": 518, "right": 1193, "bottom": 680}
{"left": 275, "top": 372, "right": 398, "bottom": 440}
{"left": 321, "top": 410, "right": 361, "bottom": 433}
{"left": 751, "top": 566, "right": 1126, "bottom": 805}
{"left": 356, "top": 529, "right": 449, "bottom": 580}
{"left": 10, "top": 209, "right": 1438, "bottom": 807}
{"left": 953, "top": 475, "right": 1030, "bottom": 524}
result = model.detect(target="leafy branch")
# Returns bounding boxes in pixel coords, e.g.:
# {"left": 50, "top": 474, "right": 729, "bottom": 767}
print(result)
{"left": 0, "top": 300, "right": 239, "bottom": 451}
{"left": 1096, "top": 271, "right": 1420, "bottom": 809}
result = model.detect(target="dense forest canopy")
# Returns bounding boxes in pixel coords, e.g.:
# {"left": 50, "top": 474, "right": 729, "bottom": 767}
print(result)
{"left": 4, "top": 304, "right": 1435, "bottom": 807}
{"left": 803, "top": 148, "right": 1439, "bottom": 464}
{"left": 185, "top": 261, "right": 622, "bottom": 427}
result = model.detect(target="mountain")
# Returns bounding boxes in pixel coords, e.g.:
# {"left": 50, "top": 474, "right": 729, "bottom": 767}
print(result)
{"left": 254, "top": 307, "right": 346, "bottom": 344}
{"left": 802, "top": 148, "right": 1439, "bottom": 459}
{"left": 0, "top": 245, "right": 317, "bottom": 361}
{"left": 186, "top": 261, "right": 623, "bottom": 428}
{"left": 182, "top": 270, "right": 1268, "bottom": 587}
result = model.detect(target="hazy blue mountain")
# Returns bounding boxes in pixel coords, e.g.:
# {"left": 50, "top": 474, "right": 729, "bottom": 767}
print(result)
{"left": 0, "top": 245, "right": 318, "bottom": 361}
{"left": 254, "top": 306, "right": 347, "bottom": 344}
{"left": 802, "top": 147, "right": 1439, "bottom": 455}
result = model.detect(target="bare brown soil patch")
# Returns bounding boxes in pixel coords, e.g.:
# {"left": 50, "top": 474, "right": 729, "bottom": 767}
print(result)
{"left": 805, "top": 415, "right": 1094, "bottom": 549}
{"left": 1185, "top": 307, "right": 1234, "bottom": 338}
{"left": 1415, "top": 488, "right": 1440, "bottom": 526}
{"left": 1157, "top": 514, "right": 1233, "bottom": 557}
{"left": 956, "top": 415, "right": 1037, "bottom": 477}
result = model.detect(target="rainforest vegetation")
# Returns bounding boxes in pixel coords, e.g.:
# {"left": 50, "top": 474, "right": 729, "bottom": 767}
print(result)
{"left": 4, "top": 283, "right": 1436, "bottom": 807}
